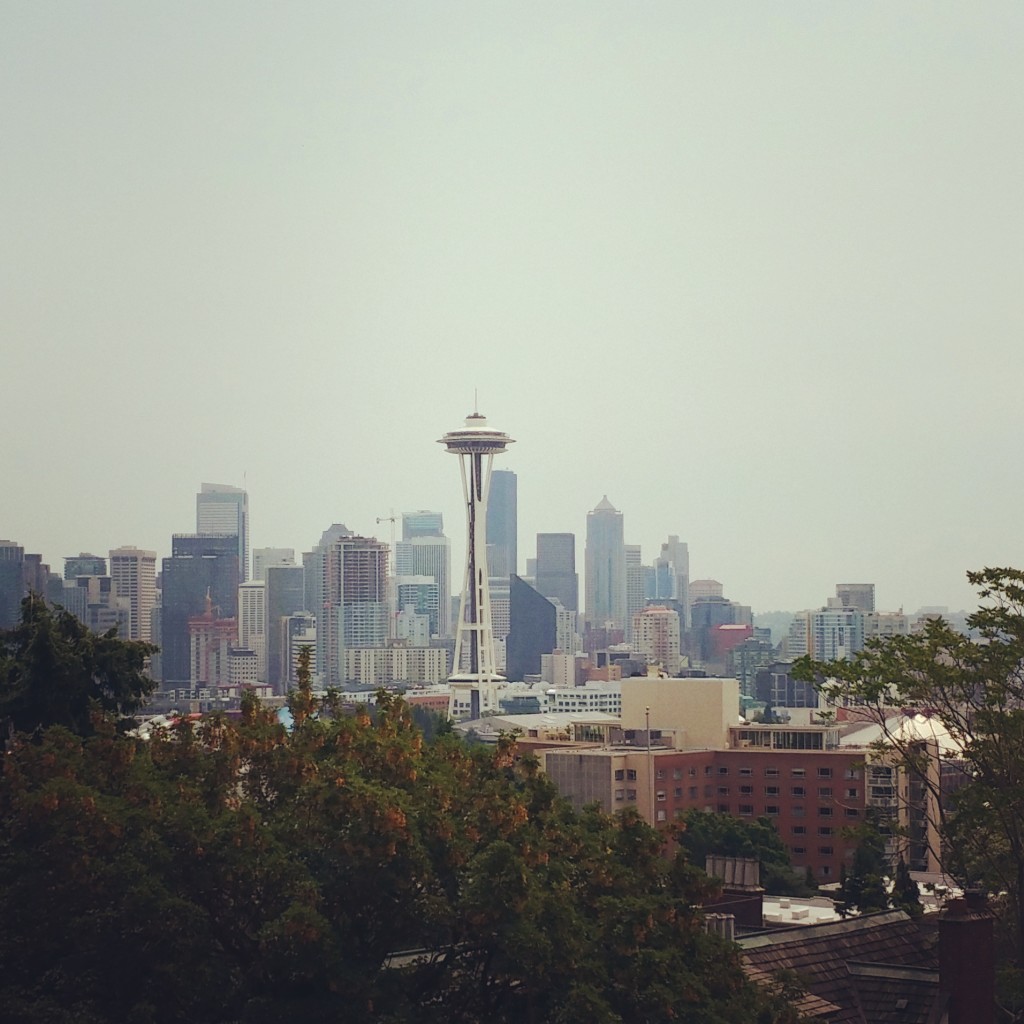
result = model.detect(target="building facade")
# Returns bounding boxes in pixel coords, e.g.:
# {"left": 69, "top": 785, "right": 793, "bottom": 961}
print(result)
{"left": 584, "top": 496, "right": 626, "bottom": 632}
{"left": 108, "top": 546, "right": 157, "bottom": 643}
{"left": 196, "top": 483, "right": 249, "bottom": 582}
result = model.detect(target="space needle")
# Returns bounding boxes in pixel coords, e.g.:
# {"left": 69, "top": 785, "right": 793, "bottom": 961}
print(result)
{"left": 438, "top": 408, "right": 515, "bottom": 719}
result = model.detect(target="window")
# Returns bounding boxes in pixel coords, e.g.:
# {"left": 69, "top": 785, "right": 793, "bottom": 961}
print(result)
{"left": 819, "top": 807, "right": 833, "bottom": 817}
{"left": 674, "top": 787, "right": 683, "bottom": 798}
{"left": 792, "top": 825, "right": 806, "bottom": 835}
{"left": 846, "top": 788, "right": 858, "bottom": 799}
{"left": 627, "top": 770, "right": 637, "bottom": 781}
{"left": 657, "top": 791, "right": 666, "bottom": 802}
{"left": 689, "top": 787, "right": 698, "bottom": 799}
{"left": 704, "top": 785, "right": 714, "bottom": 798}
{"left": 819, "top": 846, "right": 834, "bottom": 856}
{"left": 791, "top": 786, "right": 805, "bottom": 797}
{"left": 656, "top": 770, "right": 665, "bottom": 780}
{"left": 821, "top": 865, "right": 832, "bottom": 877}
{"left": 704, "top": 766, "right": 714, "bottom": 776}
{"left": 765, "top": 786, "right": 780, "bottom": 796}
{"left": 718, "top": 766, "right": 729, "bottom": 776}
{"left": 739, "top": 767, "right": 753, "bottom": 776}
{"left": 656, "top": 809, "right": 667, "bottom": 822}
{"left": 791, "top": 767, "right": 806, "bottom": 778}
{"left": 689, "top": 767, "right": 698, "bottom": 777}
{"left": 626, "top": 789, "right": 637, "bottom": 800}
{"left": 845, "top": 808, "right": 860, "bottom": 818}
{"left": 845, "top": 767, "right": 861, "bottom": 780}
{"left": 765, "top": 767, "right": 780, "bottom": 777}
{"left": 818, "top": 826, "right": 833, "bottom": 836}
{"left": 739, "top": 804, "right": 754, "bottom": 816}
{"left": 740, "top": 785, "right": 753, "bottom": 795}
{"left": 818, "top": 767, "right": 833, "bottom": 778}
{"left": 614, "top": 769, "right": 624, "bottom": 781}
{"left": 818, "top": 787, "right": 832, "bottom": 797}
{"left": 615, "top": 789, "right": 624, "bottom": 801}
{"left": 717, "top": 804, "right": 730, "bottom": 813}
{"left": 765, "top": 805, "right": 780, "bottom": 816}
{"left": 718, "top": 786, "right": 729, "bottom": 796}
{"left": 792, "top": 805, "right": 804, "bottom": 817}
{"left": 673, "top": 768, "right": 683, "bottom": 781}
{"left": 792, "top": 846, "right": 806, "bottom": 855}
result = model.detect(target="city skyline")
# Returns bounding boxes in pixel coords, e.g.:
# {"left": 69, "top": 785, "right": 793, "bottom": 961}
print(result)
{"left": 4, "top": 5, "right": 1023, "bottom": 614}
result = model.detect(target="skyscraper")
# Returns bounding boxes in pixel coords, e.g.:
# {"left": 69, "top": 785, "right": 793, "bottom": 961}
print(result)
{"left": 654, "top": 535, "right": 690, "bottom": 627}
{"left": 265, "top": 564, "right": 306, "bottom": 691}
{"left": 305, "top": 526, "right": 388, "bottom": 686}
{"left": 438, "top": 410, "right": 514, "bottom": 717}
{"left": 252, "top": 547, "right": 294, "bottom": 581}
{"left": 64, "top": 553, "right": 107, "bottom": 579}
{"left": 486, "top": 469, "right": 517, "bottom": 579}
{"left": 160, "top": 534, "right": 240, "bottom": 686}
{"left": 196, "top": 483, "right": 249, "bottom": 581}
{"left": 836, "top": 583, "right": 876, "bottom": 613}
{"left": 402, "top": 511, "right": 445, "bottom": 540}
{"left": 395, "top": 512, "right": 452, "bottom": 637}
{"left": 535, "top": 533, "right": 578, "bottom": 612}
{"left": 108, "top": 546, "right": 157, "bottom": 642}
{"left": 584, "top": 496, "right": 626, "bottom": 632}
{"left": 238, "top": 580, "right": 267, "bottom": 679}
{"left": 506, "top": 575, "right": 557, "bottom": 682}
{"left": 625, "top": 544, "right": 645, "bottom": 642}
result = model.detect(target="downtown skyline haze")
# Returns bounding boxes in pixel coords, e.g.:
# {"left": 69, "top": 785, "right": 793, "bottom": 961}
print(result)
{"left": 3, "top": 2, "right": 1023, "bottom": 614}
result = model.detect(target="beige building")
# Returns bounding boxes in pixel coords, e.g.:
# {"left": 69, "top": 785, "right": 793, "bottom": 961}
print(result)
{"left": 631, "top": 605, "right": 682, "bottom": 674}
{"left": 109, "top": 546, "right": 157, "bottom": 643}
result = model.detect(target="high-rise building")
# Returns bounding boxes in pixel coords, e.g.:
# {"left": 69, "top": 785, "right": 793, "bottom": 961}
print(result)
{"left": 196, "top": 483, "right": 249, "bottom": 582}
{"left": 625, "top": 545, "right": 646, "bottom": 642}
{"left": 252, "top": 547, "right": 294, "bottom": 582}
{"left": 160, "top": 534, "right": 240, "bottom": 686}
{"left": 0, "top": 542, "right": 55, "bottom": 629}
{"left": 486, "top": 469, "right": 517, "bottom": 579}
{"left": 402, "top": 511, "right": 445, "bottom": 540}
{"left": 584, "top": 497, "right": 626, "bottom": 632}
{"left": 395, "top": 521, "right": 452, "bottom": 638}
{"left": 238, "top": 580, "right": 267, "bottom": 679}
{"left": 836, "top": 584, "right": 876, "bottom": 613}
{"left": 306, "top": 527, "right": 388, "bottom": 686}
{"left": 265, "top": 564, "right": 306, "bottom": 690}
{"left": 109, "top": 546, "right": 157, "bottom": 643}
{"left": 654, "top": 536, "right": 689, "bottom": 627}
{"left": 535, "top": 533, "right": 577, "bottom": 612}
{"left": 438, "top": 410, "right": 515, "bottom": 717}
{"left": 394, "top": 575, "right": 441, "bottom": 638}
{"left": 64, "top": 553, "right": 107, "bottom": 580}
{"left": 632, "top": 605, "right": 682, "bottom": 675}
{"left": 811, "top": 607, "right": 865, "bottom": 662}
{"left": 506, "top": 575, "right": 557, "bottom": 682}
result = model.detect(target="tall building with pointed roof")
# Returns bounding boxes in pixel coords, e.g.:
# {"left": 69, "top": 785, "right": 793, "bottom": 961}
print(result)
{"left": 585, "top": 496, "right": 627, "bottom": 632}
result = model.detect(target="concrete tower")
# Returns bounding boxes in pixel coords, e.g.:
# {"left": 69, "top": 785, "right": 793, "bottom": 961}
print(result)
{"left": 584, "top": 496, "right": 626, "bottom": 632}
{"left": 438, "top": 410, "right": 514, "bottom": 718}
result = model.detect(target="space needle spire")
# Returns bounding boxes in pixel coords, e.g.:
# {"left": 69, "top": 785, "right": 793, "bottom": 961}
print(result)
{"left": 438, "top": 408, "right": 515, "bottom": 719}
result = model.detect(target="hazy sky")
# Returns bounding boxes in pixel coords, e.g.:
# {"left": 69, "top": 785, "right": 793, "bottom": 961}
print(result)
{"left": 3, "top": 3, "right": 1022, "bottom": 615}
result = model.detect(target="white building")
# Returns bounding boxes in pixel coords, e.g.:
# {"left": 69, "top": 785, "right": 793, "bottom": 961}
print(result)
{"left": 238, "top": 580, "right": 267, "bottom": 680}
{"left": 545, "top": 682, "right": 622, "bottom": 715}
{"left": 632, "top": 605, "right": 682, "bottom": 674}
{"left": 345, "top": 645, "right": 447, "bottom": 687}
{"left": 394, "top": 536, "right": 452, "bottom": 637}
{"left": 108, "top": 546, "right": 157, "bottom": 643}
{"left": 252, "top": 547, "right": 294, "bottom": 581}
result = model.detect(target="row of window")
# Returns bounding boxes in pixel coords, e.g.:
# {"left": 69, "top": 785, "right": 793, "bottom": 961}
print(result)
{"left": 643, "top": 765, "right": 863, "bottom": 780}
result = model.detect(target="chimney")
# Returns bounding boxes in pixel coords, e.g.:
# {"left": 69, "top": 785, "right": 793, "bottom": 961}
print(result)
{"left": 939, "top": 889, "right": 994, "bottom": 1024}
{"left": 704, "top": 855, "right": 764, "bottom": 929}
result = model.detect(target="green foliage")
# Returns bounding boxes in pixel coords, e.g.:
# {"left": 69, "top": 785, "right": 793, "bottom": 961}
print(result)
{"left": 677, "top": 808, "right": 812, "bottom": 896}
{"left": 795, "top": 569, "right": 1024, "bottom": 983}
{"left": 0, "top": 596, "right": 156, "bottom": 738}
{"left": 0, "top": 693, "right": 795, "bottom": 1024}
{"left": 838, "top": 815, "right": 891, "bottom": 916}
{"left": 892, "top": 856, "right": 922, "bottom": 918}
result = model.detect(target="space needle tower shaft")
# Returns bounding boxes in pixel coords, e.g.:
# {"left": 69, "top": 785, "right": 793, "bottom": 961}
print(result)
{"left": 438, "top": 410, "right": 514, "bottom": 703}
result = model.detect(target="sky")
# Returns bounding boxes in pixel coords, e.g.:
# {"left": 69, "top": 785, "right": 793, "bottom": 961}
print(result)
{"left": 3, "top": 2, "right": 1023, "bottom": 616}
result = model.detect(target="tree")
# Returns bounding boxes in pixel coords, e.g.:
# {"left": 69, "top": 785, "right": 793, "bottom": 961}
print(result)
{"left": 892, "top": 855, "right": 922, "bottom": 918}
{"left": 0, "top": 690, "right": 798, "bottom": 1023}
{"left": 677, "top": 808, "right": 812, "bottom": 896}
{"left": 795, "top": 569, "right": 1024, "bottom": 995}
{"left": 838, "top": 813, "right": 891, "bottom": 916}
{"left": 0, "top": 596, "right": 156, "bottom": 738}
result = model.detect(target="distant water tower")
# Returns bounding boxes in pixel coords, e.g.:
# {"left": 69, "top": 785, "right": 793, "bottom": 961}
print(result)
{"left": 438, "top": 409, "right": 515, "bottom": 718}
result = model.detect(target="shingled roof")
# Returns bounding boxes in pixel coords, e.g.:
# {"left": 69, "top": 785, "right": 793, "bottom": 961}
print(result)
{"left": 738, "top": 911, "right": 939, "bottom": 1023}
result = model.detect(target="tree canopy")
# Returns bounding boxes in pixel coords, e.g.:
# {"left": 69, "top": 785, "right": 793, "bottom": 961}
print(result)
{"left": 0, "top": 665, "right": 799, "bottom": 1023}
{"left": 795, "top": 568, "right": 1024, "bottom": 1010}
{"left": 0, "top": 596, "right": 156, "bottom": 738}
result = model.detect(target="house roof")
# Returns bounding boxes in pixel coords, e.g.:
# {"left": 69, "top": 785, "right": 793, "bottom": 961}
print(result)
{"left": 738, "top": 911, "right": 938, "bottom": 1023}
